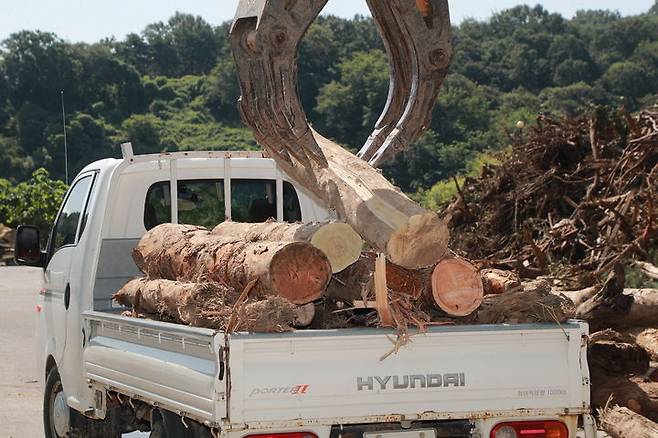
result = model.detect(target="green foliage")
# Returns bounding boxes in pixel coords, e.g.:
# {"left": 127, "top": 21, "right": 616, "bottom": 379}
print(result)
{"left": 315, "top": 50, "right": 389, "bottom": 149}
{"left": 0, "top": 3, "right": 657, "bottom": 206}
{"left": 0, "top": 168, "right": 68, "bottom": 240}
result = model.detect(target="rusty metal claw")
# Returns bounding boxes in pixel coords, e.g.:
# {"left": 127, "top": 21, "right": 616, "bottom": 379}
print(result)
{"left": 230, "top": 0, "right": 330, "bottom": 169}
{"left": 363, "top": 0, "right": 452, "bottom": 168}
{"left": 230, "top": 0, "right": 451, "bottom": 170}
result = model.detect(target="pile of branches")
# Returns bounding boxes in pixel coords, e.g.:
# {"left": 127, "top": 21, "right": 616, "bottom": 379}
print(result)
{"left": 0, "top": 225, "right": 15, "bottom": 266}
{"left": 444, "top": 108, "right": 657, "bottom": 289}
{"left": 443, "top": 107, "right": 658, "bottom": 434}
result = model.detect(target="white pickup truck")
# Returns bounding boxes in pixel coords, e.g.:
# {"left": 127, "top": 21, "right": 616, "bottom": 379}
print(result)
{"left": 15, "top": 145, "right": 596, "bottom": 438}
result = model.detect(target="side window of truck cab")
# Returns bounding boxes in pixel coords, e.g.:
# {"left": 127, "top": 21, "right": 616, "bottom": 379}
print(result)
{"left": 49, "top": 174, "right": 94, "bottom": 255}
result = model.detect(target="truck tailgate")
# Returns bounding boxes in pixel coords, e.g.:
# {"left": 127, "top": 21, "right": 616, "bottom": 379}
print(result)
{"left": 227, "top": 322, "right": 590, "bottom": 426}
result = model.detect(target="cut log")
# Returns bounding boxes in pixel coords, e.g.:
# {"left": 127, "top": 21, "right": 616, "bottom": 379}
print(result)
{"left": 475, "top": 280, "right": 575, "bottom": 324}
{"left": 133, "top": 224, "right": 332, "bottom": 305}
{"left": 481, "top": 268, "right": 521, "bottom": 295}
{"left": 211, "top": 221, "right": 363, "bottom": 273}
{"left": 578, "top": 288, "right": 658, "bottom": 327}
{"left": 575, "top": 266, "right": 658, "bottom": 330}
{"left": 114, "top": 278, "right": 298, "bottom": 333}
{"left": 326, "top": 251, "right": 428, "bottom": 304}
{"left": 293, "top": 132, "right": 451, "bottom": 269}
{"left": 599, "top": 406, "right": 658, "bottom": 438}
{"left": 430, "top": 258, "right": 483, "bottom": 316}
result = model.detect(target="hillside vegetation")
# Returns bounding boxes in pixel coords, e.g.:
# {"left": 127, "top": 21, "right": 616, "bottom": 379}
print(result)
{"left": 0, "top": 3, "right": 657, "bottom": 204}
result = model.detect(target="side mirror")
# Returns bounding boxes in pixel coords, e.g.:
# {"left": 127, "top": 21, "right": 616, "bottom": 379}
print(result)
{"left": 15, "top": 225, "right": 45, "bottom": 267}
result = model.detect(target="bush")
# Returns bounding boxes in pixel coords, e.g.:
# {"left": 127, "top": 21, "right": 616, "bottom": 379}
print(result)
{"left": 0, "top": 168, "right": 68, "bottom": 243}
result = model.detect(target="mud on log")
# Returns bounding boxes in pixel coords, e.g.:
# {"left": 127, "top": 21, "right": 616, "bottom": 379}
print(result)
{"left": 133, "top": 224, "right": 332, "bottom": 305}
{"left": 211, "top": 221, "right": 363, "bottom": 273}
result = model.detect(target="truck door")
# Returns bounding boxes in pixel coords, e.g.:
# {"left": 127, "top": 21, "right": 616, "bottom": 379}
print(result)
{"left": 43, "top": 173, "right": 95, "bottom": 364}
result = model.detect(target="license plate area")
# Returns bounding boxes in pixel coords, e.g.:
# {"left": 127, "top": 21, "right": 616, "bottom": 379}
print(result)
{"left": 364, "top": 430, "right": 437, "bottom": 438}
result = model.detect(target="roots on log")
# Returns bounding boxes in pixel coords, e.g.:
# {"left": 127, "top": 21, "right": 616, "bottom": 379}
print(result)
{"left": 598, "top": 406, "right": 658, "bottom": 438}
{"left": 476, "top": 280, "right": 575, "bottom": 324}
{"left": 211, "top": 221, "right": 363, "bottom": 273}
{"left": 114, "top": 278, "right": 298, "bottom": 333}
{"left": 133, "top": 224, "right": 332, "bottom": 304}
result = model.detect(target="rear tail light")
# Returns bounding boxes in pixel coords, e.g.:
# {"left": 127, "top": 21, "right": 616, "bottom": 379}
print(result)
{"left": 491, "top": 421, "right": 568, "bottom": 438}
{"left": 245, "top": 433, "right": 318, "bottom": 438}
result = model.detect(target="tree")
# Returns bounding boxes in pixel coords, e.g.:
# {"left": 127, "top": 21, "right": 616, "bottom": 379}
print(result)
{"left": 0, "top": 168, "right": 68, "bottom": 241}
{"left": 167, "top": 13, "right": 218, "bottom": 76}
{"left": 650, "top": 1, "right": 658, "bottom": 14}
{"left": 1, "top": 31, "right": 77, "bottom": 112}
{"left": 600, "top": 61, "right": 656, "bottom": 100}
{"left": 314, "top": 50, "right": 389, "bottom": 149}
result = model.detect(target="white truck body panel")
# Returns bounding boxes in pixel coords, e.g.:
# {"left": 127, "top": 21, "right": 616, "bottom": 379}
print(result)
{"left": 227, "top": 324, "right": 590, "bottom": 427}
{"left": 32, "top": 150, "right": 594, "bottom": 436}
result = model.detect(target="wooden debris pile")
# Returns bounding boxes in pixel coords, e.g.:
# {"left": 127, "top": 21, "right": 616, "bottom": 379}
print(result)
{"left": 0, "top": 224, "right": 15, "bottom": 265}
{"left": 443, "top": 108, "right": 657, "bottom": 290}
{"left": 438, "top": 108, "right": 658, "bottom": 435}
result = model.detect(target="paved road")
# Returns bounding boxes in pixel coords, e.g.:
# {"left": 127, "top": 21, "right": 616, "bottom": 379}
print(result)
{"left": 0, "top": 267, "right": 43, "bottom": 438}
{"left": 0, "top": 267, "right": 146, "bottom": 438}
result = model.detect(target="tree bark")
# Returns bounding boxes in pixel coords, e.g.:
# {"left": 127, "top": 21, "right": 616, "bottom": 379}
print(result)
{"left": 599, "top": 406, "right": 658, "bottom": 438}
{"left": 114, "top": 278, "right": 299, "bottom": 332}
{"left": 211, "top": 221, "right": 363, "bottom": 273}
{"left": 430, "top": 258, "right": 483, "bottom": 316}
{"left": 133, "top": 224, "right": 332, "bottom": 305}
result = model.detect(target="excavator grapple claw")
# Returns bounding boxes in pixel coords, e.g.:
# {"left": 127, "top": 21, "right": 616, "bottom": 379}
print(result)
{"left": 230, "top": 0, "right": 452, "bottom": 169}
{"left": 363, "top": 0, "right": 452, "bottom": 167}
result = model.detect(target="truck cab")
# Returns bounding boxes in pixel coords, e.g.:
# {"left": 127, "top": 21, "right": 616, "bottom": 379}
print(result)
{"left": 16, "top": 146, "right": 596, "bottom": 438}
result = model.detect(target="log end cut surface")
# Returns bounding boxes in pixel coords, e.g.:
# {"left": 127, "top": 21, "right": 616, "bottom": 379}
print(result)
{"left": 387, "top": 213, "right": 450, "bottom": 269}
{"left": 310, "top": 223, "right": 364, "bottom": 273}
{"left": 270, "top": 242, "right": 332, "bottom": 305}
{"left": 431, "top": 258, "right": 484, "bottom": 316}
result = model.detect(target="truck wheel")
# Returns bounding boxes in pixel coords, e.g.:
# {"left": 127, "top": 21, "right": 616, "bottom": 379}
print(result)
{"left": 44, "top": 368, "right": 70, "bottom": 438}
{"left": 44, "top": 368, "right": 121, "bottom": 438}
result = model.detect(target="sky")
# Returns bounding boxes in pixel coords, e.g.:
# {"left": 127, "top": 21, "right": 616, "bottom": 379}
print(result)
{"left": 0, "top": 0, "right": 655, "bottom": 44}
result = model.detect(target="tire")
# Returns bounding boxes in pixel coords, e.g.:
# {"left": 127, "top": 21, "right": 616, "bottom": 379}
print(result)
{"left": 44, "top": 367, "right": 120, "bottom": 438}
{"left": 44, "top": 368, "right": 69, "bottom": 438}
